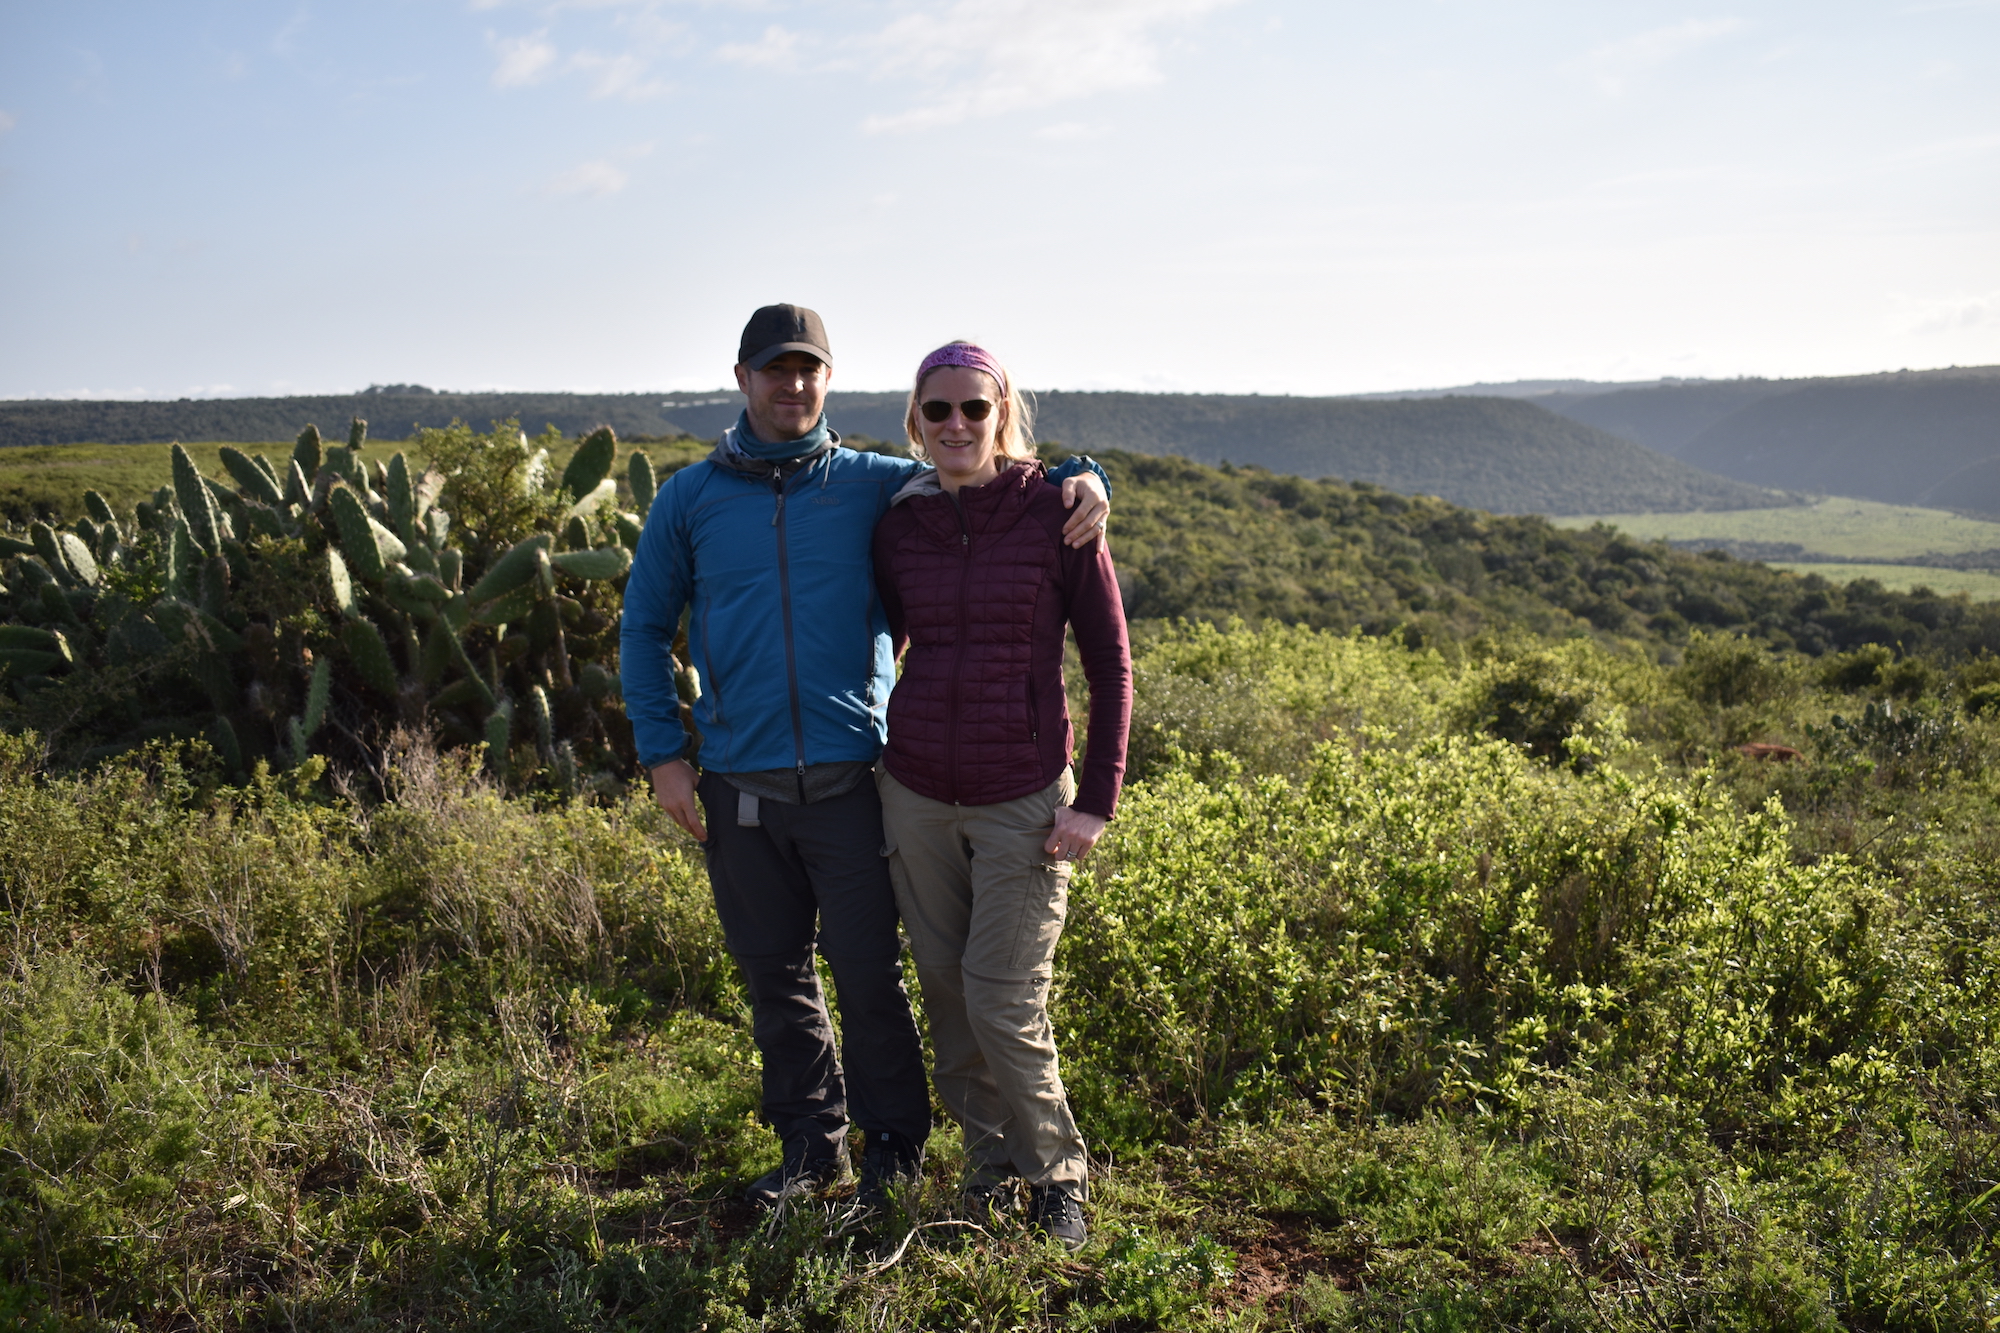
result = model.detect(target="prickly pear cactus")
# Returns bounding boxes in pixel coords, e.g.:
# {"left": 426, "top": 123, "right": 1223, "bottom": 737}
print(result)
{"left": 0, "top": 419, "right": 703, "bottom": 793}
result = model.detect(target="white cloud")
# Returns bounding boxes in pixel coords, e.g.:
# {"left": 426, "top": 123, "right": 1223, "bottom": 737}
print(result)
{"left": 487, "top": 10, "right": 687, "bottom": 100}
{"left": 718, "top": 25, "right": 802, "bottom": 71}
{"left": 270, "top": 6, "right": 309, "bottom": 57}
{"left": 567, "top": 50, "right": 671, "bottom": 99}
{"left": 1898, "top": 292, "right": 2000, "bottom": 336}
{"left": 0, "top": 111, "right": 15, "bottom": 135}
{"left": 492, "top": 29, "right": 559, "bottom": 87}
{"left": 854, "top": 0, "right": 1241, "bottom": 133}
{"left": 544, "top": 159, "right": 631, "bottom": 196}
{"left": 1036, "top": 121, "right": 1102, "bottom": 140}
{"left": 1580, "top": 17, "right": 1744, "bottom": 96}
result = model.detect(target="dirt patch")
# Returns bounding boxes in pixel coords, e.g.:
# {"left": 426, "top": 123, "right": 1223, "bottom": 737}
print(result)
{"left": 1227, "top": 1216, "right": 1366, "bottom": 1309}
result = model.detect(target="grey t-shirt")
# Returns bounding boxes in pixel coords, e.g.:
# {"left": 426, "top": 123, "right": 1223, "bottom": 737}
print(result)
{"left": 720, "top": 759, "right": 874, "bottom": 806}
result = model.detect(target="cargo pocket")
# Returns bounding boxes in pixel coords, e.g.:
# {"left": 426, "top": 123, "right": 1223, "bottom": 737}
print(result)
{"left": 1009, "top": 857, "right": 1072, "bottom": 973}
{"left": 879, "top": 834, "right": 914, "bottom": 914}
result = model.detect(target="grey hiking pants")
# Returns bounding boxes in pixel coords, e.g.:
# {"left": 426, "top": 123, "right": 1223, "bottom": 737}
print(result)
{"left": 697, "top": 770, "right": 932, "bottom": 1159}
{"left": 878, "top": 767, "right": 1088, "bottom": 1194}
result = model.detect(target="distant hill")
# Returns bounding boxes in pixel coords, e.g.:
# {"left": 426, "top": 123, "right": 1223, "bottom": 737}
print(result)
{"left": 1392, "top": 366, "right": 2000, "bottom": 516}
{"left": 1536, "top": 380, "right": 1792, "bottom": 456}
{"left": 0, "top": 388, "right": 701, "bottom": 449}
{"left": 1020, "top": 392, "right": 1781, "bottom": 516}
{"left": 0, "top": 385, "right": 1784, "bottom": 518}
{"left": 1672, "top": 374, "right": 2000, "bottom": 515}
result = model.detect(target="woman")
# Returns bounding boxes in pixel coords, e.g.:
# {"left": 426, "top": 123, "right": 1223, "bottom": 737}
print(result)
{"left": 872, "top": 341, "right": 1131, "bottom": 1251}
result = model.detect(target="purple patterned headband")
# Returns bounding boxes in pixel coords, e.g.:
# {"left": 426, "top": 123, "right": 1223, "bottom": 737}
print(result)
{"left": 915, "top": 342, "right": 1008, "bottom": 395}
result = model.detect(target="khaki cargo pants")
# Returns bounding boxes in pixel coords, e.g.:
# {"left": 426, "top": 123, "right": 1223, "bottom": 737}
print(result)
{"left": 878, "top": 768, "right": 1088, "bottom": 1195}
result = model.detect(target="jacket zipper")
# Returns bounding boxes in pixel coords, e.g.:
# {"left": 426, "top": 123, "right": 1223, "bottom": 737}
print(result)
{"left": 772, "top": 469, "right": 808, "bottom": 801}
{"left": 948, "top": 497, "right": 971, "bottom": 805}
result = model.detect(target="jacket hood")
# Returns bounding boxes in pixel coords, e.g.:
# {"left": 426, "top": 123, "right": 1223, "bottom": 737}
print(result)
{"left": 904, "top": 458, "right": 1046, "bottom": 545}
{"left": 892, "top": 457, "right": 1045, "bottom": 507}
{"left": 888, "top": 467, "right": 943, "bottom": 508}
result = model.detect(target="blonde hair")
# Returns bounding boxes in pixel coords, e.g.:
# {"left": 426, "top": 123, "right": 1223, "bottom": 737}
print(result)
{"left": 903, "top": 342, "right": 1037, "bottom": 465}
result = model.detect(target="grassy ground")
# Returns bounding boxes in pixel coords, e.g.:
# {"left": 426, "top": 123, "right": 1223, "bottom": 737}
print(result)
{"left": 5, "top": 625, "right": 2000, "bottom": 1328}
{"left": 0, "top": 442, "right": 290, "bottom": 522}
{"left": 1554, "top": 496, "right": 2000, "bottom": 562}
{"left": 1765, "top": 561, "right": 2000, "bottom": 598}
{"left": 0, "top": 438, "right": 705, "bottom": 526}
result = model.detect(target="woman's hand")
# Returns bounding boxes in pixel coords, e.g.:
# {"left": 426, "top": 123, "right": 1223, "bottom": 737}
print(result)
{"left": 1058, "top": 472, "right": 1110, "bottom": 549}
{"left": 1045, "top": 806, "right": 1108, "bottom": 862}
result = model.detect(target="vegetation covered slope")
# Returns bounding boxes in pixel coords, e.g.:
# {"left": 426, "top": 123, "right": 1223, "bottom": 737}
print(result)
{"left": 4, "top": 619, "right": 2000, "bottom": 1328}
{"left": 1677, "top": 373, "right": 2000, "bottom": 514}
{"left": 0, "top": 389, "right": 697, "bottom": 450}
{"left": 7, "top": 424, "right": 2000, "bottom": 1326}
{"left": 7, "top": 431, "right": 1999, "bottom": 789}
{"left": 1032, "top": 393, "right": 1782, "bottom": 515}
{"left": 1535, "top": 378, "right": 1795, "bottom": 455}
{"left": 1096, "top": 449, "right": 2000, "bottom": 659}
{"left": 2, "top": 388, "right": 1785, "bottom": 517}
{"left": 1534, "top": 366, "right": 2000, "bottom": 516}
{"left": 15, "top": 426, "right": 2000, "bottom": 780}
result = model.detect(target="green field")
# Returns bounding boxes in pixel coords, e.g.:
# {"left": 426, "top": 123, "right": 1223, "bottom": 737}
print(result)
{"left": 0, "top": 439, "right": 413, "bottom": 522}
{"left": 1766, "top": 561, "right": 2000, "bottom": 598}
{"left": 1555, "top": 495, "right": 2000, "bottom": 561}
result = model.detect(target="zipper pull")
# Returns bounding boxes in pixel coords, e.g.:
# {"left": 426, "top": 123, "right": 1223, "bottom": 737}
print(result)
{"left": 772, "top": 476, "right": 785, "bottom": 527}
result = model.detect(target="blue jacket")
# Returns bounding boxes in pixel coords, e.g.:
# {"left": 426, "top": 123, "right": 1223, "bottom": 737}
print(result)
{"left": 621, "top": 429, "right": 1106, "bottom": 775}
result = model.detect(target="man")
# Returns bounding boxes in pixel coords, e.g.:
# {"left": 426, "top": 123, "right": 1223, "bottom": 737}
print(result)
{"left": 620, "top": 305, "right": 1109, "bottom": 1209}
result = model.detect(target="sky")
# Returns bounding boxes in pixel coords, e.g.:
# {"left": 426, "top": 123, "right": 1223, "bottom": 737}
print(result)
{"left": 1, "top": 1, "right": 1997, "bottom": 399}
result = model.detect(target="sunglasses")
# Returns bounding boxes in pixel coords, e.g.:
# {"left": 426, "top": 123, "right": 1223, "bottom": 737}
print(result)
{"left": 920, "top": 398, "right": 995, "bottom": 423}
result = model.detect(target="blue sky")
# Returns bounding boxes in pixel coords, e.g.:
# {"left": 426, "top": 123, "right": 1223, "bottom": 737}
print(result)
{"left": 1, "top": 1, "right": 1996, "bottom": 398}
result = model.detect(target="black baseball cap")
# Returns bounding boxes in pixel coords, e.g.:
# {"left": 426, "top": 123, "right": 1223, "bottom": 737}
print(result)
{"left": 738, "top": 304, "right": 832, "bottom": 370}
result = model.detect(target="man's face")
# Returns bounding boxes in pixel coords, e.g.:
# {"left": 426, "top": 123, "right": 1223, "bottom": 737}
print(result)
{"left": 734, "top": 351, "right": 831, "bottom": 442}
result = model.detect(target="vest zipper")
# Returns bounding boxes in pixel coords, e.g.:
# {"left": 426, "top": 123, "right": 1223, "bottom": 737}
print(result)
{"left": 771, "top": 469, "right": 808, "bottom": 797}
{"left": 948, "top": 499, "right": 971, "bottom": 805}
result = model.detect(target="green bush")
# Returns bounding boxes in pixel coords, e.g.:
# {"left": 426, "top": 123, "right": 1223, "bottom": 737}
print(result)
{"left": 1065, "top": 732, "right": 1896, "bottom": 1140}
{"left": 1676, "top": 629, "right": 1795, "bottom": 708}
{"left": 1457, "top": 642, "right": 1627, "bottom": 767}
{"left": 0, "top": 954, "right": 251, "bottom": 1310}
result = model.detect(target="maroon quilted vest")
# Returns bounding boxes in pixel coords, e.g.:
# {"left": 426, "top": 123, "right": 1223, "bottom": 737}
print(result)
{"left": 872, "top": 459, "right": 1130, "bottom": 814}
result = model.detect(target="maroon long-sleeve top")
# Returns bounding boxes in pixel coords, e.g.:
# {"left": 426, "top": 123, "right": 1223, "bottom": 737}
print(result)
{"left": 872, "top": 459, "right": 1132, "bottom": 818}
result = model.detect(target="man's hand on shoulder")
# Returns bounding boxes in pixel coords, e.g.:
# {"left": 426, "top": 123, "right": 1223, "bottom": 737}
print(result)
{"left": 650, "top": 759, "right": 707, "bottom": 841}
{"left": 1059, "top": 471, "right": 1110, "bottom": 549}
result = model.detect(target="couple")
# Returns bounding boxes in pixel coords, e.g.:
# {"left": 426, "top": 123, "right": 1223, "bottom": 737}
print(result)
{"left": 621, "top": 305, "right": 1131, "bottom": 1250}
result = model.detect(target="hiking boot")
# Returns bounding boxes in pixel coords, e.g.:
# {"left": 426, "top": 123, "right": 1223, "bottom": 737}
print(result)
{"left": 1026, "top": 1184, "right": 1087, "bottom": 1251}
{"left": 746, "top": 1137, "right": 851, "bottom": 1210}
{"left": 962, "top": 1173, "right": 1022, "bottom": 1222}
{"left": 857, "top": 1130, "right": 924, "bottom": 1209}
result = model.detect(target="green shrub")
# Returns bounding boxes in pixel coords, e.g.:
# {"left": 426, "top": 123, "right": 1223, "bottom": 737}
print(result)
{"left": 1124, "top": 619, "right": 1449, "bottom": 781}
{"left": 0, "top": 954, "right": 251, "bottom": 1310}
{"left": 1676, "top": 629, "right": 1794, "bottom": 708}
{"left": 1457, "top": 643, "right": 1627, "bottom": 767}
{"left": 1067, "top": 734, "right": 1896, "bottom": 1139}
{"left": 1819, "top": 642, "right": 1896, "bottom": 691}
